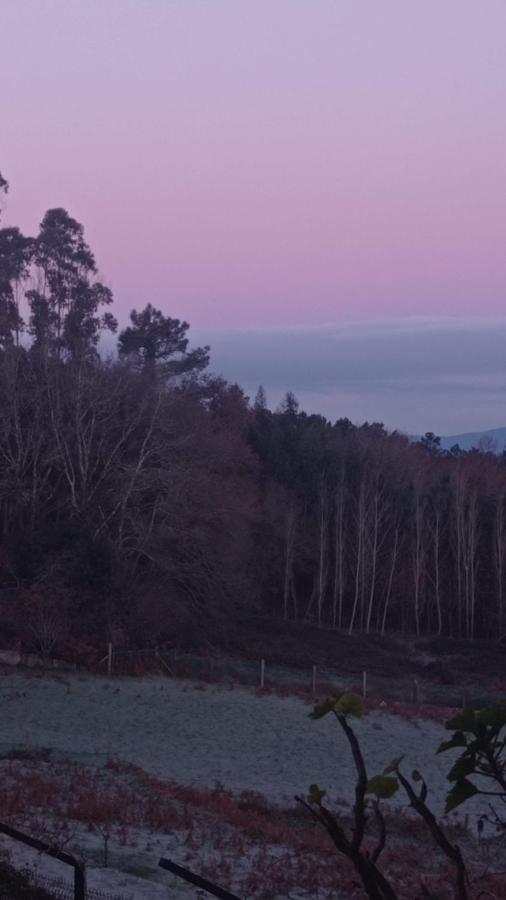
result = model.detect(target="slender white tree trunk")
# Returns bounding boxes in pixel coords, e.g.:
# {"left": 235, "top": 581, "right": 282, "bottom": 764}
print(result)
{"left": 381, "top": 526, "right": 399, "bottom": 635}
{"left": 349, "top": 479, "right": 366, "bottom": 635}
{"left": 332, "top": 479, "right": 345, "bottom": 628}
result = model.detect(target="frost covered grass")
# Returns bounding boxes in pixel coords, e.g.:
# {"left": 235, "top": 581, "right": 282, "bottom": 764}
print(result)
{"left": 0, "top": 671, "right": 500, "bottom": 898}
{"left": 0, "top": 753, "right": 485, "bottom": 899}
{"left": 0, "top": 672, "right": 464, "bottom": 814}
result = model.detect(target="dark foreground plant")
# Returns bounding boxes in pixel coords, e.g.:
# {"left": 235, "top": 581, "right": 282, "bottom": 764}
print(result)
{"left": 296, "top": 691, "right": 469, "bottom": 900}
{"left": 438, "top": 704, "right": 506, "bottom": 826}
{"left": 0, "top": 860, "right": 55, "bottom": 899}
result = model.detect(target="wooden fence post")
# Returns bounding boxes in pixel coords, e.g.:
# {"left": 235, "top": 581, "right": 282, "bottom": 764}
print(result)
{"left": 312, "top": 665, "right": 317, "bottom": 694}
{"left": 412, "top": 679, "right": 419, "bottom": 704}
{"left": 107, "top": 642, "right": 113, "bottom": 676}
{"left": 159, "top": 857, "right": 242, "bottom": 899}
{"left": 260, "top": 659, "right": 265, "bottom": 689}
{"left": 0, "top": 823, "right": 86, "bottom": 900}
{"left": 74, "top": 863, "right": 86, "bottom": 900}
{"left": 362, "top": 670, "right": 367, "bottom": 699}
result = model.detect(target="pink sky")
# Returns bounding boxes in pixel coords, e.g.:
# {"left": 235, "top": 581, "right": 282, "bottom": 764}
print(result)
{"left": 2, "top": 0, "right": 506, "bottom": 329}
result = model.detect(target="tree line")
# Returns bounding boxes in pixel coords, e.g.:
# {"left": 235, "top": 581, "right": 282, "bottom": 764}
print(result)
{"left": 0, "top": 171, "right": 505, "bottom": 654}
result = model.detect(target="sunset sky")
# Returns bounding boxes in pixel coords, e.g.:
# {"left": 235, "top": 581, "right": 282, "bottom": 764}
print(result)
{"left": 2, "top": 1, "right": 506, "bottom": 432}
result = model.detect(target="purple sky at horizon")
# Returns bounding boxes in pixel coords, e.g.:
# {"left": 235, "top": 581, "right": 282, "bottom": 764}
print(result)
{"left": 3, "top": 1, "right": 506, "bottom": 432}
{"left": 3, "top": 0, "right": 506, "bottom": 329}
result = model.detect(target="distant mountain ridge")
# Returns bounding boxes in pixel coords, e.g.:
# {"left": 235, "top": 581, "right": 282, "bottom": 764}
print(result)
{"left": 411, "top": 426, "right": 506, "bottom": 453}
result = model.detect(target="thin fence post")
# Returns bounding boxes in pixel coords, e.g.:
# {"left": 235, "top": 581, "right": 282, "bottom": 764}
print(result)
{"left": 362, "top": 670, "right": 367, "bottom": 699}
{"left": 107, "top": 642, "right": 113, "bottom": 676}
{"left": 260, "top": 659, "right": 265, "bottom": 689}
{"left": 74, "top": 863, "right": 86, "bottom": 900}
{"left": 312, "top": 665, "right": 317, "bottom": 694}
{"left": 412, "top": 679, "right": 419, "bottom": 705}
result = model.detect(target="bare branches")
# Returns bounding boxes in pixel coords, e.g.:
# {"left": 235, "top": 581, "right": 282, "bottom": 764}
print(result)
{"left": 396, "top": 769, "right": 468, "bottom": 899}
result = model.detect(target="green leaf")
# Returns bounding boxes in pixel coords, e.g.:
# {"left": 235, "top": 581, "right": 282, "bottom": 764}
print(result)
{"left": 446, "top": 708, "right": 476, "bottom": 733}
{"left": 307, "top": 783, "right": 326, "bottom": 805}
{"left": 366, "top": 774, "right": 399, "bottom": 800}
{"left": 437, "top": 731, "right": 467, "bottom": 753}
{"left": 383, "top": 756, "right": 404, "bottom": 774}
{"left": 309, "top": 699, "right": 336, "bottom": 720}
{"left": 478, "top": 705, "right": 506, "bottom": 729}
{"left": 445, "top": 778, "right": 478, "bottom": 813}
{"left": 448, "top": 755, "right": 477, "bottom": 782}
{"left": 412, "top": 770, "right": 422, "bottom": 782}
{"left": 334, "top": 692, "right": 364, "bottom": 718}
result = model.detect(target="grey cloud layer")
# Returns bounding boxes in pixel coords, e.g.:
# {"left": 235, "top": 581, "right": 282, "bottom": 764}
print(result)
{"left": 193, "top": 317, "right": 506, "bottom": 434}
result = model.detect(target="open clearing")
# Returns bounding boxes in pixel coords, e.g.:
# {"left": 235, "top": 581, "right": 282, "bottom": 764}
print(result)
{"left": 0, "top": 672, "right": 490, "bottom": 898}
{"left": 1, "top": 672, "right": 461, "bottom": 812}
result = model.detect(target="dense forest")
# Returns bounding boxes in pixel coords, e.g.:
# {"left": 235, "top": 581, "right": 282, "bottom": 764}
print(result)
{"left": 1, "top": 172, "right": 505, "bottom": 657}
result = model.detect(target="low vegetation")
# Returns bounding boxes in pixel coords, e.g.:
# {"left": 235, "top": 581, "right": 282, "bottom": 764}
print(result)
{"left": 0, "top": 859, "right": 55, "bottom": 899}
{"left": 0, "top": 677, "right": 504, "bottom": 898}
{"left": 300, "top": 692, "right": 506, "bottom": 899}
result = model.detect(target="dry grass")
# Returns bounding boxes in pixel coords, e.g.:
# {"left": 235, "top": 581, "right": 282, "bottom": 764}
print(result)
{"left": 1, "top": 753, "right": 505, "bottom": 898}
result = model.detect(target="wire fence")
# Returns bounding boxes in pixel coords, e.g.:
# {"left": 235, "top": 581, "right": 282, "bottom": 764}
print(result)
{"left": 100, "top": 645, "right": 488, "bottom": 709}
{"left": 103, "top": 645, "right": 348, "bottom": 689}
{"left": 0, "top": 640, "right": 496, "bottom": 709}
{"left": 30, "top": 874, "right": 127, "bottom": 900}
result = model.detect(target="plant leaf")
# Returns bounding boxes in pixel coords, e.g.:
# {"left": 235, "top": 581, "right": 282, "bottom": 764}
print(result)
{"left": 478, "top": 705, "right": 506, "bottom": 729}
{"left": 309, "top": 699, "right": 336, "bottom": 720}
{"left": 446, "top": 708, "right": 476, "bottom": 733}
{"left": 437, "top": 731, "right": 467, "bottom": 753}
{"left": 307, "top": 783, "right": 326, "bottom": 805}
{"left": 448, "top": 755, "right": 477, "bottom": 783}
{"left": 366, "top": 774, "right": 399, "bottom": 800}
{"left": 334, "top": 692, "right": 364, "bottom": 718}
{"left": 445, "top": 778, "right": 478, "bottom": 813}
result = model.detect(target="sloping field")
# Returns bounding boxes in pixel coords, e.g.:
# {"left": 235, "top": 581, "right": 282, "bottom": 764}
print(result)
{"left": 1, "top": 673, "right": 460, "bottom": 813}
{"left": 0, "top": 672, "right": 492, "bottom": 898}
